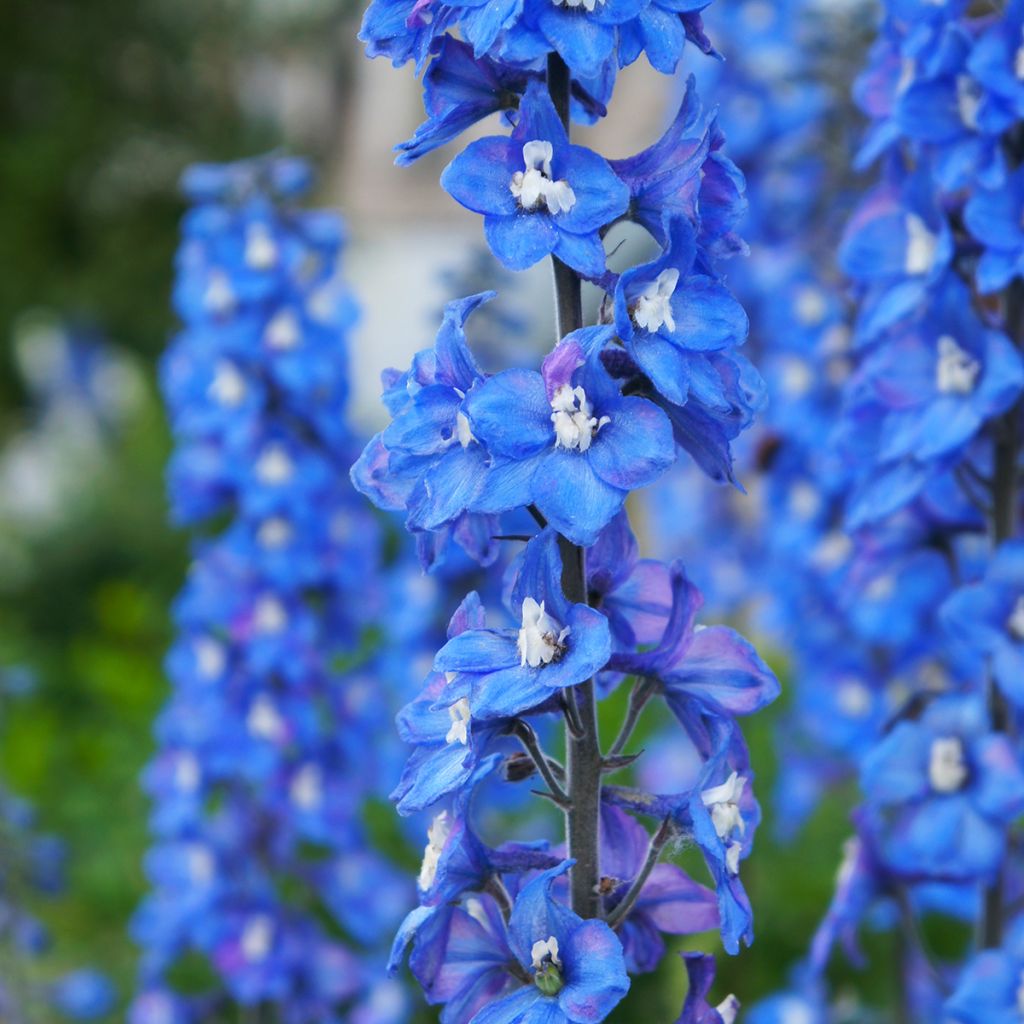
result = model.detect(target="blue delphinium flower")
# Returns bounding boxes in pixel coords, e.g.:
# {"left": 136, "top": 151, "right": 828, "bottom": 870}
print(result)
{"left": 860, "top": 694, "right": 1024, "bottom": 879}
{"left": 464, "top": 332, "right": 675, "bottom": 544}
{"left": 442, "top": 80, "right": 629, "bottom": 277}
{"left": 946, "top": 918, "right": 1024, "bottom": 1023}
{"left": 965, "top": 164, "right": 1024, "bottom": 294}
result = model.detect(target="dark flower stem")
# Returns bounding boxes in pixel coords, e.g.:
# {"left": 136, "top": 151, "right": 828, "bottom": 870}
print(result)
{"left": 547, "top": 52, "right": 603, "bottom": 921}
{"left": 980, "top": 280, "right": 1024, "bottom": 949}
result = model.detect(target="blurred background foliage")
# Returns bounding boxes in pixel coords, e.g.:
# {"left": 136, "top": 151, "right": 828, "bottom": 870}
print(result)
{"left": 0, "top": 0, "right": 891, "bottom": 1020}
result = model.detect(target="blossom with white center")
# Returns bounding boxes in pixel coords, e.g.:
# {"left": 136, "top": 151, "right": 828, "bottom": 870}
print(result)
{"left": 780, "top": 356, "right": 813, "bottom": 398}
{"left": 701, "top": 772, "right": 747, "bottom": 841}
{"left": 517, "top": 597, "right": 570, "bottom": 668}
{"left": 257, "top": 516, "right": 293, "bottom": 549}
{"left": 209, "top": 360, "right": 246, "bottom": 407}
{"left": 265, "top": 309, "right": 300, "bottom": 350}
{"left": 240, "top": 915, "right": 274, "bottom": 962}
{"left": 194, "top": 636, "right": 225, "bottom": 680}
{"left": 203, "top": 271, "right": 235, "bottom": 315}
{"left": 253, "top": 595, "right": 287, "bottom": 634}
{"left": 552, "top": 0, "right": 605, "bottom": 8}
{"left": 445, "top": 697, "right": 471, "bottom": 745}
{"left": 290, "top": 763, "right": 323, "bottom": 809}
{"left": 788, "top": 481, "right": 821, "bottom": 521}
{"left": 247, "top": 695, "right": 285, "bottom": 741}
{"left": 455, "top": 409, "right": 476, "bottom": 448}
{"left": 936, "top": 335, "right": 980, "bottom": 395}
{"left": 866, "top": 573, "right": 895, "bottom": 602}
{"left": 418, "top": 810, "right": 451, "bottom": 891}
{"left": 256, "top": 444, "right": 295, "bottom": 485}
{"left": 510, "top": 141, "right": 577, "bottom": 215}
{"left": 716, "top": 995, "right": 741, "bottom": 1024}
{"left": 531, "top": 936, "right": 561, "bottom": 970}
{"left": 633, "top": 269, "right": 679, "bottom": 334}
{"left": 904, "top": 213, "right": 938, "bottom": 275}
{"left": 1008, "top": 596, "right": 1024, "bottom": 640}
{"left": 244, "top": 223, "right": 278, "bottom": 270}
{"left": 550, "top": 385, "right": 609, "bottom": 453}
{"left": 929, "top": 736, "right": 968, "bottom": 793}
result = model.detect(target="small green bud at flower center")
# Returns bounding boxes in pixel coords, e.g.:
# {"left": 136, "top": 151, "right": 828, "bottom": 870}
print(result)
{"left": 534, "top": 961, "right": 564, "bottom": 996}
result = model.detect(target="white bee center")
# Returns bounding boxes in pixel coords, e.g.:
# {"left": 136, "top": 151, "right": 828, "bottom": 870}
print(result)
{"left": 531, "top": 936, "right": 561, "bottom": 970}
{"left": 837, "top": 679, "right": 872, "bottom": 717}
{"left": 265, "top": 310, "right": 301, "bottom": 350}
{"left": 244, "top": 223, "right": 278, "bottom": 270}
{"left": 174, "top": 752, "right": 200, "bottom": 792}
{"left": 956, "top": 75, "right": 982, "bottom": 130}
{"left": 418, "top": 810, "right": 451, "bottom": 891}
{"left": 194, "top": 636, "right": 225, "bottom": 679}
{"left": 253, "top": 596, "right": 287, "bottom": 634}
{"left": 552, "top": 0, "right": 605, "bottom": 8}
{"left": 187, "top": 843, "right": 215, "bottom": 884}
{"left": 240, "top": 915, "right": 273, "bottom": 962}
{"left": 929, "top": 736, "right": 968, "bottom": 793}
{"left": 702, "top": 772, "right": 747, "bottom": 844}
{"left": 256, "top": 444, "right": 295, "bottom": 484}
{"left": 445, "top": 697, "right": 471, "bottom": 745}
{"left": 257, "top": 517, "right": 292, "bottom": 550}
{"left": 795, "top": 286, "right": 827, "bottom": 325}
{"left": 247, "top": 695, "right": 285, "bottom": 741}
{"left": 550, "top": 385, "right": 609, "bottom": 453}
{"left": 290, "top": 764, "right": 322, "bottom": 809}
{"left": 935, "top": 335, "right": 980, "bottom": 395}
{"left": 210, "top": 361, "right": 246, "bottom": 407}
{"left": 633, "top": 269, "right": 679, "bottom": 334}
{"left": 456, "top": 410, "right": 476, "bottom": 448}
{"left": 517, "top": 597, "right": 570, "bottom": 668}
{"left": 904, "top": 213, "right": 938, "bottom": 276}
{"left": 510, "top": 141, "right": 576, "bottom": 215}
{"left": 203, "top": 271, "right": 235, "bottom": 315}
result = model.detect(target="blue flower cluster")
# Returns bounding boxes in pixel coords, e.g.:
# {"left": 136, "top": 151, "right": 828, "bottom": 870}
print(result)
{"left": 691, "top": 0, "right": 1024, "bottom": 1018}
{"left": 0, "top": 668, "right": 115, "bottom": 1022}
{"left": 133, "top": 156, "right": 415, "bottom": 1024}
{"left": 356, "top": 3, "right": 781, "bottom": 1018}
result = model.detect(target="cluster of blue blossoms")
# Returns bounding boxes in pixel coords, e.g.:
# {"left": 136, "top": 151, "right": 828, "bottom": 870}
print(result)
{"left": 134, "top": 157, "right": 416, "bottom": 1024}
{"left": 356, "top": 0, "right": 782, "bottom": 1019}
{"left": 644, "top": 0, "right": 1024, "bottom": 1019}
{"left": 0, "top": 668, "right": 114, "bottom": 1022}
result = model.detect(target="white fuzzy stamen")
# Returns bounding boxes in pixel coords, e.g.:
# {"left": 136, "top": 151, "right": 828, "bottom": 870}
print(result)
{"left": 517, "top": 598, "right": 569, "bottom": 668}
{"left": 795, "top": 286, "right": 827, "bottom": 325}
{"left": 245, "top": 224, "right": 278, "bottom": 270}
{"left": 935, "top": 335, "right": 980, "bottom": 395}
{"left": 957, "top": 75, "right": 982, "bottom": 130}
{"left": 455, "top": 410, "right": 476, "bottom": 448}
{"left": 701, "top": 772, "right": 747, "bottom": 842}
{"left": 240, "top": 915, "right": 273, "bottom": 962}
{"left": 258, "top": 517, "right": 292, "bottom": 549}
{"left": 929, "top": 736, "right": 968, "bottom": 793}
{"left": 194, "top": 637, "right": 225, "bottom": 679}
{"left": 418, "top": 811, "right": 451, "bottom": 891}
{"left": 633, "top": 269, "right": 679, "bottom": 334}
{"left": 256, "top": 444, "right": 295, "bottom": 485}
{"left": 531, "top": 936, "right": 561, "bottom": 970}
{"left": 204, "top": 271, "right": 235, "bottom": 315}
{"left": 445, "top": 697, "right": 471, "bottom": 745}
{"left": 510, "top": 141, "right": 576, "bottom": 215}
{"left": 290, "top": 764, "right": 322, "bottom": 809}
{"left": 550, "top": 385, "right": 609, "bottom": 453}
{"left": 552, "top": 0, "right": 605, "bottom": 8}
{"left": 210, "top": 361, "right": 246, "bottom": 407}
{"left": 247, "top": 695, "right": 285, "bottom": 741}
{"left": 904, "top": 213, "right": 938, "bottom": 276}
{"left": 174, "top": 752, "right": 200, "bottom": 792}
{"left": 253, "top": 596, "right": 287, "bottom": 634}
{"left": 265, "top": 310, "right": 301, "bottom": 350}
